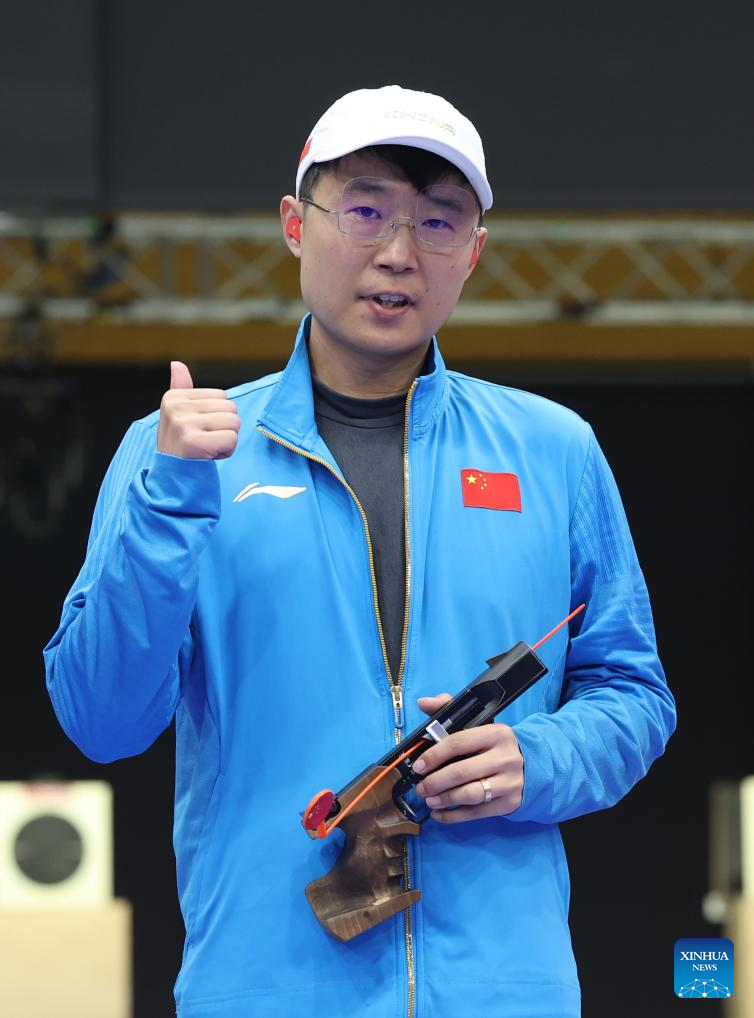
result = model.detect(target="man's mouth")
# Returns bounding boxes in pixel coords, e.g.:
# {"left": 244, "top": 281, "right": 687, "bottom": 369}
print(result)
{"left": 369, "top": 294, "right": 411, "bottom": 309}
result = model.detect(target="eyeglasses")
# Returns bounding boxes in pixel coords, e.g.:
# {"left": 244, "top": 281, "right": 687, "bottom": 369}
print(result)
{"left": 300, "top": 175, "right": 481, "bottom": 249}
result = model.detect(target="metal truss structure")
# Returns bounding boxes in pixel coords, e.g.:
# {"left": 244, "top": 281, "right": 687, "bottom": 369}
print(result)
{"left": 1, "top": 212, "right": 754, "bottom": 328}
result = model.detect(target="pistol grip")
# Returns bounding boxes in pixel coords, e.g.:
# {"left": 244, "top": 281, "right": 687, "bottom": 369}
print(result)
{"left": 304, "top": 765, "right": 421, "bottom": 941}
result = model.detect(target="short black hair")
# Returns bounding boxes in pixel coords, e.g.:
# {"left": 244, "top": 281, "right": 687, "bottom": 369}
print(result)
{"left": 300, "top": 144, "right": 483, "bottom": 223}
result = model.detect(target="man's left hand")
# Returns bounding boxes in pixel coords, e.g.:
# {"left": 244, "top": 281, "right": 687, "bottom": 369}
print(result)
{"left": 412, "top": 693, "right": 524, "bottom": 823}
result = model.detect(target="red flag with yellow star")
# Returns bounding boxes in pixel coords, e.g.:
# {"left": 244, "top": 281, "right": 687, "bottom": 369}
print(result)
{"left": 461, "top": 469, "right": 521, "bottom": 511}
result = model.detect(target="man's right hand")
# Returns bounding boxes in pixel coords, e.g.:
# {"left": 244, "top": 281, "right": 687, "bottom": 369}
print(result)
{"left": 156, "top": 361, "right": 241, "bottom": 459}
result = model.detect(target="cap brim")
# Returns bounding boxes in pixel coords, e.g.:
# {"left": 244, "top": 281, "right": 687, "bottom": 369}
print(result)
{"left": 296, "top": 132, "right": 493, "bottom": 212}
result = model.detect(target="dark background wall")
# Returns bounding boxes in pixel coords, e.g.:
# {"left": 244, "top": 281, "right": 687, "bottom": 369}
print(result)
{"left": 1, "top": 358, "right": 751, "bottom": 1017}
{"left": 1, "top": 0, "right": 754, "bottom": 211}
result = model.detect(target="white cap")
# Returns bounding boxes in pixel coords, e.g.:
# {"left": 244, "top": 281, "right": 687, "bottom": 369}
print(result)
{"left": 296, "top": 85, "right": 493, "bottom": 212}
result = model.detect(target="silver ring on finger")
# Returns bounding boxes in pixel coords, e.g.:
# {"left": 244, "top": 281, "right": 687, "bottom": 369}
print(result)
{"left": 479, "top": 777, "right": 493, "bottom": 804}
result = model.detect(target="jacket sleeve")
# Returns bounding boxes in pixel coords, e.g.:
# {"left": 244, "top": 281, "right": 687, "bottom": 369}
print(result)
{"left": 509, "top": 427, "right": 676, "bottom": 824}
{"left": 43, "top": 421, "right": 221, "bottom": 763}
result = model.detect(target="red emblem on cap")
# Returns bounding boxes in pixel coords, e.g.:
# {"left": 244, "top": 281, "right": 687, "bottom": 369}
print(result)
{"left": 299, "top": 137, "right": 312, "bottom": 164}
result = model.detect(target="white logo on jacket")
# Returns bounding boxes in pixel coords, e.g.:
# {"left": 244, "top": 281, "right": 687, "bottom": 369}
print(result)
{"left": 232, "top": 482, "right": 307, "bottom": 503}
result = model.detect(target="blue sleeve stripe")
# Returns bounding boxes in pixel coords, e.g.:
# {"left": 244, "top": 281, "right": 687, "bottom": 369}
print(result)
{"left": 79, "top": 422, "right": 156, "bottom": 599}
{"left": 570, "top": 429, "right": 636, "bottom": 590}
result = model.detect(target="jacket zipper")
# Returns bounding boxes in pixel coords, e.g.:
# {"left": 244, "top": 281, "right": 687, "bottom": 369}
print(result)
{"left": 398, "top": 379, "right": 418, "bottom": 1018}
{"left": 257, "top": 376, "right": 419, "bottom": 1018}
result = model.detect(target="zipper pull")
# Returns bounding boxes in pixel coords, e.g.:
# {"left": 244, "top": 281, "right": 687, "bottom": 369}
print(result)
{"left": 391, "top": 685, "right": 404, "bottom": 729}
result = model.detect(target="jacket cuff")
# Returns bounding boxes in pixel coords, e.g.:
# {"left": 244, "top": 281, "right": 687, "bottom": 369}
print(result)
{"left": 139, "top": 451, "right": 221, "bottom": 520}
{"left": 506, "top": 721, "right": 554, "bottom": 823}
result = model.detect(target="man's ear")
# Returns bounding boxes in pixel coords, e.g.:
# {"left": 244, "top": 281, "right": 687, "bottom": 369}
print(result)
{"left": 466, "top": 227, "right": 487, "bottom": 275}
{"left": 280, "top": 196, "right": 303, "bottom": 257}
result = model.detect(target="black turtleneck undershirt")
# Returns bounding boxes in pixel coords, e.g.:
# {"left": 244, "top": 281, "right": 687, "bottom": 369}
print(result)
{"left": 311, "top": 375, "right": 407, "bottom": 683}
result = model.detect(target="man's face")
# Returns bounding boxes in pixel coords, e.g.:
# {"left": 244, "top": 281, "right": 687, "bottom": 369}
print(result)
{"left": 281, "top": 150, "right": 486, "bottom": 366}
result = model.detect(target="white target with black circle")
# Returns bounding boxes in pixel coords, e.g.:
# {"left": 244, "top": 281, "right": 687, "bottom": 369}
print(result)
{"left": 0, "top": 781, "right": 112, "bottom": 905}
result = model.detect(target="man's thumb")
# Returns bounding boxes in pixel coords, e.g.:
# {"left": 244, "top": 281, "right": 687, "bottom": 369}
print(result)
{"left": 417, "top": 693, "right": 453, "bottom": 716}
{"left": 170, "top": 360, "right": 194, "bottom": 390}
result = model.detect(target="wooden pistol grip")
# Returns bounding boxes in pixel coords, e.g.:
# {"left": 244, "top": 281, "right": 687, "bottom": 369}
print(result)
{"left": 305, "top": 765, "right": 421, "bottom": 941}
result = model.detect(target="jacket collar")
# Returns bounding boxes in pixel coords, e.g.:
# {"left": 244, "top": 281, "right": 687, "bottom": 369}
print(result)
{"left": 257, "top": 314, "right": 448, "bottom": 453}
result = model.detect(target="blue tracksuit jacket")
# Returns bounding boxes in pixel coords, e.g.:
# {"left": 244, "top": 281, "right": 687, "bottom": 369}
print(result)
{"left": 44, "top": 314, "right": 675, "bottom": 1017}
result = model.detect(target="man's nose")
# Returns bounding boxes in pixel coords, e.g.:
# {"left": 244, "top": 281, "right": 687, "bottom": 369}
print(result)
{"left": 375, "top": 217, "right": 419, "bottom": 268}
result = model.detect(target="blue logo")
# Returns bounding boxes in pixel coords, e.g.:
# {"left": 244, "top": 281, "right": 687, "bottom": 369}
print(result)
{"left": 674, "top": 938, "right": 734, "bottom": 998}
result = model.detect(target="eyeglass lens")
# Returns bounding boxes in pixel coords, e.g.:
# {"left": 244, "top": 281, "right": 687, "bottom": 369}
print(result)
{"left": 337, "top": 176, "right": 478, "bottom": 247}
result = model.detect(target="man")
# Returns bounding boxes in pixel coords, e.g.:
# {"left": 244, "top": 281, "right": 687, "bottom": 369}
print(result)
{"left": 45, "top": 85, "right": 675, "bottom": 1018}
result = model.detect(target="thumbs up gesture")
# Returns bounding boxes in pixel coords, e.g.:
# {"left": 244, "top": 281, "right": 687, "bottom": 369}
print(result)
{"left": 156, "top": 361, "right": 240, "bottom": 460}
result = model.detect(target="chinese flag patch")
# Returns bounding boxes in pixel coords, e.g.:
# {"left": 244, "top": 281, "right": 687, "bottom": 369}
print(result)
{"left": 461, "top": 469, "right": 522, "bottom": 511}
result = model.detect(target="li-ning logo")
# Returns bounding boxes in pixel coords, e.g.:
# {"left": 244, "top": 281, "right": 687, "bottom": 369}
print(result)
{"left": 674, "top": 938, "right": 733, "bottom": 998}
{"left": 233, "top": 482, "right": 307, "bottom": 503}
{"left": 384, "top": 110, "right": 456, "bottom": 135}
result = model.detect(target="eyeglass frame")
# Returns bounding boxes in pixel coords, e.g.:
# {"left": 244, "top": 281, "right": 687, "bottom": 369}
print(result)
{"left": 298, "top": 176, "right": 483, "bottom": 250}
